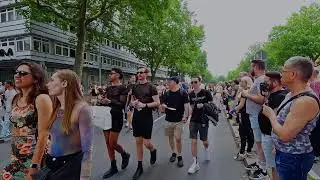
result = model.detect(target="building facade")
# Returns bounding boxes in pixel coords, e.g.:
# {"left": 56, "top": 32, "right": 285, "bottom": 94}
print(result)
{"left": 0, "top": 0, "right": 168, "bottom": 91}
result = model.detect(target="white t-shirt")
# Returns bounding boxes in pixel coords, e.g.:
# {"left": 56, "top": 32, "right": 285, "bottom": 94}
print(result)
{"left": 5, "top": 89, "right": 17, "bottom": 113}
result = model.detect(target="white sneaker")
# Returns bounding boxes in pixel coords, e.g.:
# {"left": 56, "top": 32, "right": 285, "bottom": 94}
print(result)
{"left": 204, "top": 148, "right": 210, "bottom": 161}
{"left": 188, "top": 161, "right": 200, "bottom": 174}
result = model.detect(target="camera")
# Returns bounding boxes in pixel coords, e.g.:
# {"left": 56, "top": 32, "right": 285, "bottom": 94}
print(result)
{"left": 260, "top": 82, "right": 269, "bottom": 96}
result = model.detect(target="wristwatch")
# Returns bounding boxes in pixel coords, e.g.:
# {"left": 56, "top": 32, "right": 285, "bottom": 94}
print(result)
{"left": 30, "top": 163, "right": 40, "bottom": 169}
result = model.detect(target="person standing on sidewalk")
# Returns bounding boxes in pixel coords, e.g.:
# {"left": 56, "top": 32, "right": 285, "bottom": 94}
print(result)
{"left": 252, "top": 72, "right": 288, "bottom": 180}
{"left": 234, "top": 76, "right": 254, "bottom": 161}
{"left": 242, "top": 59, "right": 268, "bottom": 178}
{"left": 130, "top": 67, "right": 160, "bottom": 180}
{"left": 0, "top": 81, "right": 17, "bottom": 142}
{"left": 187, "top": 76, "right": 213, "bottom": 174}
{"left": 263, "top": 57, "right": 320, "bottom": 180}
{"left": 125, "top": 75, "right": 137, "bottom": 132}
{"left": 101, "top": 68, "right": 131, "bottom": 179}
{"left": 160, "top": 76, "right": 190, "bottom": 168}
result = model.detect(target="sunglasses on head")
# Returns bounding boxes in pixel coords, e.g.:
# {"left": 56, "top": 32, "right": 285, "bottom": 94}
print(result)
{"left": 137, "top": 71, "right": 146, "bottom": 74}
{"left": 14, "top": 71, "right": 31, "bottom": 77}
{"left": 191, "top": 81, "right": 198, "bottom": 84}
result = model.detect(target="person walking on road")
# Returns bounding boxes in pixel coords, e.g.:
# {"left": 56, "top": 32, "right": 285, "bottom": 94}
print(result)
{"left": 1, "top": 62, "right": 52, "bottom": 180}
{"left": 242, "top": 60, "right": 268, "bottom": 178}
{"left": 101, "top": 68, "right": 131, "bottom": 179}
{"left": 0, "top": 81, "right": 17, "bottom": 142}
{"left": 130, "top": 67, "right": 160, "bottom": 180}
{"left": 187, "top": 76, "right": 213, "bottom": 174}
{"left": 44, "top": 69, "right": 94, "bottom": 180}
{"left": 160, "top": 76, "right": 190, "bottom": 168}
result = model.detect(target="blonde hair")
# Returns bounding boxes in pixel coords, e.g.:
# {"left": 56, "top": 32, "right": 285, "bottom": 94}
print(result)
{"left": 241, "top": 76, "right": 253, "bottom": 89}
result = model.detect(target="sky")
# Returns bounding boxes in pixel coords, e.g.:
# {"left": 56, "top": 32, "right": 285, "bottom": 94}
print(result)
{"left": 187, "top": 0, "right": 316, "bottom": 76}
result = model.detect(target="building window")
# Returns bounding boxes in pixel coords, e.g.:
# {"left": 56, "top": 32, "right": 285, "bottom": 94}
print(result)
{"left": 8, "top": 38, "right": 14, "bottom": 46}
{"left": 70, "top": 48, "right": 75, "bottom": 57}
{"left": 33, "top": 37, "right": 41, "bottom": 52}
{"left": 106, "top": 40, "right": 110, "bottom": 46}
{"left": 7, "top": 9, "right": 14, "bottom": 21}
{"left": 16, "top": 8, "right": 23, "bottom": 20}
{"left": 63, "top": 46, "right": 68, "bottom": 56}
{"left": 16, "top": 37, "right": 30, "bottom": 52}
{"left": 1, "top": 39, "right": 7, "bottom": 47}
{"left": 42, "top": 39, "right": 50, "bottom": 53}
{"left": 1, "top": 9, "right": 6, "bottom": 23}
{"left": 112, "top": 59, "right": 115, "bottom": 66}
{"left": 55, "top": 45, "right": 62, "bottom": 55}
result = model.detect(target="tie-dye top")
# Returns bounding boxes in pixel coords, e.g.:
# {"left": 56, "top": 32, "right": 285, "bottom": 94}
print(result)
{"left": 49, "top": 105, "right": 94, "bottom": 178}
{"left": 273, "top": 91, "right": 318, "bottom": 154}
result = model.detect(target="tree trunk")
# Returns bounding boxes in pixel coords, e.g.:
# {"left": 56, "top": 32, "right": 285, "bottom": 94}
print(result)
{"left": 74, "top": 0, "right": 88, "bottom": 79}
{"left": 150, "top": 69, "right": 155, "bottom": 82}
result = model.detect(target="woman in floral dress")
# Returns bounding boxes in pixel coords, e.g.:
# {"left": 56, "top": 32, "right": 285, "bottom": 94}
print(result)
{"left": 1, "top": 62, "right": 52, "bottom": 180}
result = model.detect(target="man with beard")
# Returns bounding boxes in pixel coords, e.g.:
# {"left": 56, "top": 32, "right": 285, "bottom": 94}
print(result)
{"left": 251, "top": 72, "right": 288, "bottom": 180}
{"left": 130, "top": 67, "right": 160, "bottom": 180}
{"left": 102, "top": 68, "right": 131, "bottom": 179}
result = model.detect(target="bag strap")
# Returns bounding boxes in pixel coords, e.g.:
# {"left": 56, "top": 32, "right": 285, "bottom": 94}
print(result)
{"left": 276, "top": 92, "right": 320, "bottom": 115}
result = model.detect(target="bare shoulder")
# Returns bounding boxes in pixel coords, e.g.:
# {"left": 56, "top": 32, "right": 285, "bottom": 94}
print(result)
{"left": 292, "top": 96, "right": 319, "bottom": 113}
{"left": 35, "top": 94, "right": 52, "bottom": 105}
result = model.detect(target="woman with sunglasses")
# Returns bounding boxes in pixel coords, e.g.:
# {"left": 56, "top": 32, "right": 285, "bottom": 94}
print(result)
{"left": 1, "top": 62, "right": 52, "bottom": 180}
{"left": 39, "top": 69, "right": 93, "bottom": 180}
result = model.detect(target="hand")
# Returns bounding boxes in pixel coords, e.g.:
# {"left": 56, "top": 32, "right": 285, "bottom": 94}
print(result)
{"left": 182, "top": 117, "right": 188, "bottom": 123}
{"left": 196, "top": 103, "right": 204, "bottom": 109}
{"left": 136, "top": 101, "right": 146, "bottom": 109}
{"left": 26, "top": 168, "right": 39, "bottom": 180}
{"left": 241, "top": 90, "right": 249, "bottom": 98}
{"left": 262, "top": 105, "right": 276, "bottom": 120}
{"left": 159, "top": 104, "right": 167, "bottom": 112}
{"left": 102, "top": 98, "right": 111, "bottom": 104}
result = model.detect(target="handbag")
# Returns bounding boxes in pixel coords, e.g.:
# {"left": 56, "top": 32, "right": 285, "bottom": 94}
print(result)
{"left": 92, "top": 106, "right": 112, "bottom": 130}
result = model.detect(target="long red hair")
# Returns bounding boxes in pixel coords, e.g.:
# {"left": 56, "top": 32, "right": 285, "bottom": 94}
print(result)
{"left": 49, "top": 69, "right": 84, "bottom": 134}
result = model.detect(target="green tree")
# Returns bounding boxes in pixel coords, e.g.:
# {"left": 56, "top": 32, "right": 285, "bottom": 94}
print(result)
{"left": 265, "top": 4, "right": 320, "bottom": 65}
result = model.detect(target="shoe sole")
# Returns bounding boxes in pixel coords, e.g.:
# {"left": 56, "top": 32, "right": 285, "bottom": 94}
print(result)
{"left": 187, "top": 167, "right": 200, "bottom": 174}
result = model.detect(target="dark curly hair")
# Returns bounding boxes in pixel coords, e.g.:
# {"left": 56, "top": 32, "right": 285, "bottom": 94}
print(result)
{"left": 15, "top": 61, "right": 49, "bottom": 104}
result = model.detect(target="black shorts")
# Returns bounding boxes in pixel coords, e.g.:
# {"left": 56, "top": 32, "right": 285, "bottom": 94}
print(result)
{"left": 132, "top": 109, "right": 153, "bottom": 139}
{"left": 108, "top": 109, "right": 123, "bottom": 133}
{"left": 189, "top": 122, "right": 208, "bottom": 141}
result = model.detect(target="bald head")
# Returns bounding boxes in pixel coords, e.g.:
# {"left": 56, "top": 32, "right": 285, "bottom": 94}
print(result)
{"left": 285, "top": 56, "right": 314, "bottom": 82}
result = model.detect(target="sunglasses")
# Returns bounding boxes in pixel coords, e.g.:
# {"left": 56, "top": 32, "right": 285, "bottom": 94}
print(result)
{"left": 109, "top": 72, "right": 117, "bottom": 75}
{"left": 137, "top": 71, "right": 146, "bottom": 74}
{"left": 14, "top": 71, "right": 31, "bottom": 77}
{"left": 191, "top": 81, "right": 198, "bottom": 84}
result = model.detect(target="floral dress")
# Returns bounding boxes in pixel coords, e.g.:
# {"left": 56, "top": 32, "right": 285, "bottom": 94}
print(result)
{"left": 1, "top": 104, "right": 37, "bottom": 180}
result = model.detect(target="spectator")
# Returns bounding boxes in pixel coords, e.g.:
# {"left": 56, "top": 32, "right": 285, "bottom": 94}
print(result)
{"left": 262, "top": 56, "right": 320, "bottom": 180}
{"left": 242, "top": 59, "right": 267, "bottom": 179}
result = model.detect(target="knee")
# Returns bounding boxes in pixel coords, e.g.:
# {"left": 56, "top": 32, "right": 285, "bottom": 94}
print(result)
{"left": 136, "top": 138, "right": 143, "bottom": 145}
{"left": 143, "top": 141, "right": 151, "bottom": 148}
{"left": 175, "top": 137, "right": 181, "bottom": 143}
{"left": 203, "top": 141, "right": 209, "bottom": 147}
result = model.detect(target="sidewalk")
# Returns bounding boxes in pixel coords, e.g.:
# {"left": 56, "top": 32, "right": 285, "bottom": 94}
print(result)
{"left": 227, "top": 117, "right": 320, "bottom": 180}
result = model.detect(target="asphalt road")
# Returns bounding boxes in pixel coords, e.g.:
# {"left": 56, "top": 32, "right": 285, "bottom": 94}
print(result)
{"left": 0, "top": 113, "right": 246, "bottom": 180}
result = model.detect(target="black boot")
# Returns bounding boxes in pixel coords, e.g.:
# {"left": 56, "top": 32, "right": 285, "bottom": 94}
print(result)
{"left": 132, "top": 162, "right": 143, "bottom": 180}
{"left": 150, "top": 149, "right": 157, "bottom": 165}
{"left": 121, "top": 152, "right": 130, "bottom": 169}
{"left": 103, "top": 160, "right": 118, "bottom": 179}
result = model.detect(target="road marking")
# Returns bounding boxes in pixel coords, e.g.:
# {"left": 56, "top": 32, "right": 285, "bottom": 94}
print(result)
{"left": 154, "top": 114, "right": 165, "bottom": 123}
{"left": 308, "top": 169, "right": 320, "bottom": 180}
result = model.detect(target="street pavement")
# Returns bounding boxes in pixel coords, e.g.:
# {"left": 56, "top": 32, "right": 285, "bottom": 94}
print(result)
{"left": 0, "top": 112, "right": 246, "bottom": 180}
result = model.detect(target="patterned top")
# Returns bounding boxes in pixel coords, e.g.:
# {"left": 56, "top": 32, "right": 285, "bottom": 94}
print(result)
{"left": 49, "top": 105, "right": 94, "bottom": 178}
{"left": 273, "top": 91, "right": 318, "bottom": 154}
{"left": 2, "top": 103, "right": 37, "bottom": 180}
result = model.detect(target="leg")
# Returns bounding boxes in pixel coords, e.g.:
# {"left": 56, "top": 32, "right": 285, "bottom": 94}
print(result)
{"left": 109, "top": 131, "right": 124, "bottom": 157}
{"left": 238, "top": 123, "right": 246, "bottom": 154}
{"left": 174, "top": 124, "right": 183, "bottom": 154}
{"left": 102, "top": 130, "right": 119, "bottom": 178}
{"left": 199, "top": 125, "right": 210, "bottom": 161}
{"left": 191, "top": 139, "right": 198, "bottom": 157}
{"left": 103, "top": 130, "right": 113, "bottom": 160}
{"left": 272, "top": 167, "right": 279, "bottom": 180}
{"left": 143, "top": 139, "right": 155, "bottom": 151}
{"left": 136, "top": 137, "right": 144, "bottom": 161}
{"left": 168, "top": 135, "right": 175, "bottom": 152}
{"left": 189, "top": 122, "right": 199, "bottom": 158}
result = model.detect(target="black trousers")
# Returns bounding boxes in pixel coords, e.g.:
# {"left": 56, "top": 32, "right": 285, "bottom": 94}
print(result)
{"left": 310, "top": 124, "right": 320, "bottom": 157}
{"left": 239, "top": 113, "right": 254, "bottom": 154}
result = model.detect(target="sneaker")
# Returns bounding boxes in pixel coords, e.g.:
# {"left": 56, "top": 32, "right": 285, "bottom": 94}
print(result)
{"left": 246, "top": 151, "right": 254, "bottom": 157}
{"left": 169, "top": 153, "right": 177, "bottom": 163}
{"left": 245, "top": 162, "right": 260, "bottom": 171}
{"left": 150, "top": 149, "right": 157, "bottom": 165}
{"left": 249, "top": 168, "right": 268, "bottom": 180}
{"left": 233, "top": 152, "right": 246, "bottom": 161}
{"left": 187, "top": 161, "right": 200, "bottom": 174}
{"left": 177, "top": 156, "right": 184, "bottom": 168}
{"left": 204, "top": 148, "right": 210, "bottom": 161}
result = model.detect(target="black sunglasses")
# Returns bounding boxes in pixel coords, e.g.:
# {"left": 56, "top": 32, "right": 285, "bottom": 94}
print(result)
{"left": 137, "top": 71, "right": 146, "bottom": 74}
{"left": 14, "top": 71, "right": 31, "bottom": 77}
{"left": 191, "top": 81, "right": 198, "bottom": 84}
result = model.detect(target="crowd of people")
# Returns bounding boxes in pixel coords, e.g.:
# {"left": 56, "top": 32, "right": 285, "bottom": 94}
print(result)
{"left": 0, "top": 56, "right": 319, "bottom": 180}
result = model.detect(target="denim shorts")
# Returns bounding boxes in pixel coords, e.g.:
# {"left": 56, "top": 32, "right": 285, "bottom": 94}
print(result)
{"left": 262, "top": 134, "right": 275, "bottom": 168}
{"left": 189, "top": 122, "right": 208, "bottom": 141}
{"left": 249, "top": 115, "right": 262, "bottom": 142}
{"left": 275, "top": 150, "right": 314, "bottom": 180}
